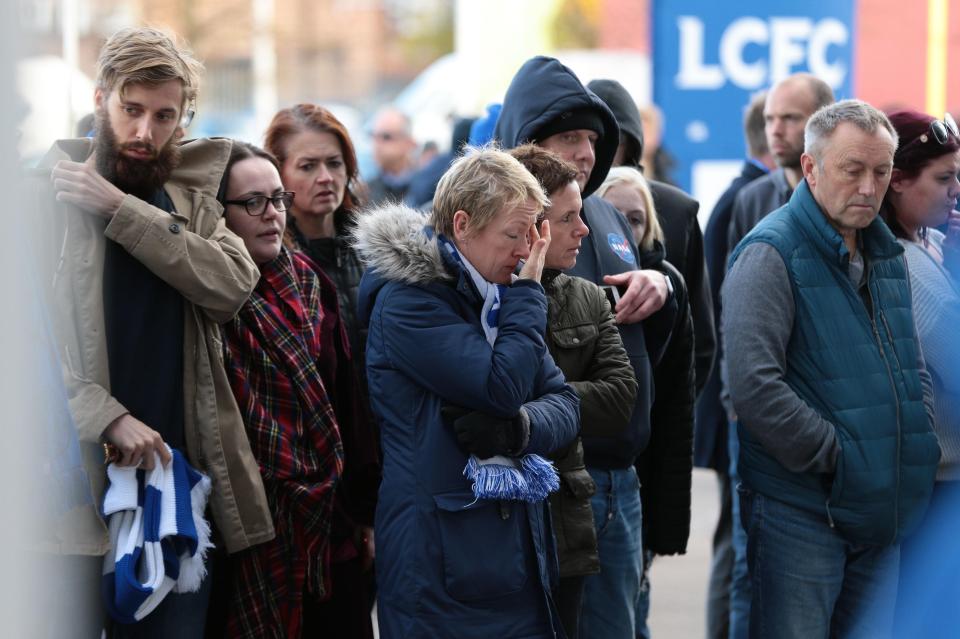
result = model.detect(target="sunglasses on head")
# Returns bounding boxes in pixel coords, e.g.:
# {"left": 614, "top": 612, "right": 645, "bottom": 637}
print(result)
{"left": 920, "top": 113, "right": 958, "bottom": 145}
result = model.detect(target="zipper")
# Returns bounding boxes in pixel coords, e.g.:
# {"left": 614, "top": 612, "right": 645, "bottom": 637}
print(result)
{"left": 878, "top": 308, "right": 903, "bottom": 544}
{"left": 865, "top": 274, "right": 901, "bottom": 545}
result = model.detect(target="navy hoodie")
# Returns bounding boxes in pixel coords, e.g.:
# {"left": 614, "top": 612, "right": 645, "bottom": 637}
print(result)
{"left": 495, "top": 56, "right": 657, "bottom": 468}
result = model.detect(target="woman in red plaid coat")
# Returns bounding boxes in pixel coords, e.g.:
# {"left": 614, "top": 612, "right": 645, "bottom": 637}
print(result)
{"left": 214, "top": 141, "right": 347, "bottom": 638}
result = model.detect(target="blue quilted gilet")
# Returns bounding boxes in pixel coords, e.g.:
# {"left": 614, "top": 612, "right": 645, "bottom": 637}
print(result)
{"left": 729, "top": 180, "right": 939, "bottom": 546}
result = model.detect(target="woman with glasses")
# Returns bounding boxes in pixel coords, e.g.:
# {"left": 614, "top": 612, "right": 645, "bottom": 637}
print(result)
{"left": 215, "top": 141, "right": 345, "bottom": 638}
{"left": 879, "top": 111, "right": 960, "bottom": 630}
{"left": 263, "top": 104, "right": 380, "bottom": 639}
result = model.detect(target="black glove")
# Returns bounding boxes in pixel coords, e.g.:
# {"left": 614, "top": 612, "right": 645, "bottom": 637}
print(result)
{"left": 440, "top": 403, "right": 530, "bottom": 458}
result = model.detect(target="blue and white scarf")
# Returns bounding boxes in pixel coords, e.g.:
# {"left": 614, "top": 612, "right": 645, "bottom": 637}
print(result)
{"left": 101, "top": 446, "right": 213, "bottom": 624}
{"left": 438, "top": 234, "right": 559, "bottom": 503}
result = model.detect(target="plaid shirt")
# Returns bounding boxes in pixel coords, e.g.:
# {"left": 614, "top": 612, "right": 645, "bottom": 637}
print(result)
{"left": 222, "top": 248, "right": 344, "bottom": 638}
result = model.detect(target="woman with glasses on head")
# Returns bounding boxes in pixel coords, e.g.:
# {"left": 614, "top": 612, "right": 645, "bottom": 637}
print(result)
{"left": 215, "top": 141, "right": 345, "bottom": 638}
{"left": 880, "top": 112, "right": 960, "bottom": 607}
{"left": 263, "top": 104, "right": 380, "bottom": 639}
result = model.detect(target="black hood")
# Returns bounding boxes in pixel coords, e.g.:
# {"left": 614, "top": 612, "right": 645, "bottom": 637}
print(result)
{"left": 586, "top": 78, "right": 644, "bottom": 168}
{"left": 494, "top": 56, "right": 619, "bottom": 198}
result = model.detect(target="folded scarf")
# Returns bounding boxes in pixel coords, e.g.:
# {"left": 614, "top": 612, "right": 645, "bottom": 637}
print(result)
{"left": 438, "top": 234, "right": 559, "bottom": 503}
{"left": 101, "top": 446, "right": 212, "bottom": 624}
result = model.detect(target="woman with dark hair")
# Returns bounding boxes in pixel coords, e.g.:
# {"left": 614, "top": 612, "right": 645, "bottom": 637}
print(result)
{"left": 215, "top": 141, "right": 345, "bottom": 637}
{"left": 263, "top": 105, "right": 379, "bottom": 638}
{"left": 881, "top": 111, "right": 960, "bottom": 628}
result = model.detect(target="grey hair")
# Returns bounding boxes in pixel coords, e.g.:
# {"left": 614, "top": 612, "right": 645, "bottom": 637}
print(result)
{"left": 804, "top": 99, "right": 898, "bottom": 163}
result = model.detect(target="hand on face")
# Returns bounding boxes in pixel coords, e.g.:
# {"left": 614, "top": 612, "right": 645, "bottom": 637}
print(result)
{"left": 51, "top": 155, "right": 126, "bottom": 218}
{"left": 518, "top": 220, "right": 551, "bottom": 282}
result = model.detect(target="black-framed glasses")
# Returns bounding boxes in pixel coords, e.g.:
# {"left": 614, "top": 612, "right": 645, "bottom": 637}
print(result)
{"left": 224, "top": 191, "right": 295, "bottom": 216}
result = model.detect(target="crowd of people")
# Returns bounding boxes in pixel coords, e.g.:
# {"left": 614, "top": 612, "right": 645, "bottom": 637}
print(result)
{"left": 34, "top": 24, "right": 960, "bottom": 639}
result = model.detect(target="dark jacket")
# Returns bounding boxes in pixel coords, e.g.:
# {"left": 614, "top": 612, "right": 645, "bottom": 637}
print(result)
{"left": 496, "top": 56, "right": 678, "bottom": 470}
{"left": 636, "top": 260, "right": 695, "bottom": 555}
{"left": 354, "top": 204, "right": 580, "bottom": 638}
{"left": 543, "top": 270, "right": 638, "bottom": 576}
{"left": 286, "top": 211, "right": 380, "bottom": 541}
{"left": 694, "top": 160, "right": 767, "bottom": 470}
{"left": 728, "top": 180, "right": 939, "bottom": 545}
{"left": 587, "top": 77, "right": 715, "bottom": 395}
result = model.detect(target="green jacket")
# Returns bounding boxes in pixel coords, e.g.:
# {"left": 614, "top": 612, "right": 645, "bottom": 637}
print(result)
{"left": 543, "top": 270, "right": 638, "bottom": 577}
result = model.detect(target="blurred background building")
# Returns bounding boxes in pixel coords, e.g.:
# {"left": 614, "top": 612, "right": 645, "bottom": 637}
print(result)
{"left": 15, "top": 0, "right": 960, "bottom": 216}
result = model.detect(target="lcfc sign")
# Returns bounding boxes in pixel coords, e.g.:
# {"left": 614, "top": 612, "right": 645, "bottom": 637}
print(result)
{"left": 652, "top": 1, "right": 855, "bottom": 192}
{"left": 676, "top": 16, "right": 849, "bottom": 90}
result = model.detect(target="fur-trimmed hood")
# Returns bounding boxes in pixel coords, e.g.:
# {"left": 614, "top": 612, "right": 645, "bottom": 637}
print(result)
{"left": 353, "top": 203, "right": 457, "bottom": 331}
{"left": 351, "top": 202, "right": 452, "bottom": 286}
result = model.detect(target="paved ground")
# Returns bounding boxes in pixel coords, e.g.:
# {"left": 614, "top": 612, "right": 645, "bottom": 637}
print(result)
{"left": 647, "top": 468, "right": 720, "bottom": 639}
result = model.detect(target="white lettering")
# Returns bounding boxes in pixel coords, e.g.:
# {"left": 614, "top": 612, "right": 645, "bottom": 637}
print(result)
{"left": 676, "top": 16, "right": 725, "bottom": 89}
{"left": 719, "top": 17, "right": 768, "bottom": 89}
{"left": 674, "top": 15, "right": 850, "bottom": 91}
{"left": 808, "top": 18, "right": 848, "bottom": 87}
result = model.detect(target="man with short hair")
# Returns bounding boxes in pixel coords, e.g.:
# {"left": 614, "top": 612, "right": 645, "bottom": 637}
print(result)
{"left": 366, "top": 106, "right": 418, "bottom": 204}
{"left": 721, "top": 74, "right": 834, "bottom": 637}
{"left": 722, "top": 99, "right": 939, "bottom": 637}
{"left": 495, "top": 55, "right": 677, "bottom": 639}
{"left": 698, "top": 90, "right": 773, "bottom": 639}
{"left": 727, "top": 73, "right": 835, "bottom": 250}
{"left": 37, "top": 26, "right": 273, "bottom": 636}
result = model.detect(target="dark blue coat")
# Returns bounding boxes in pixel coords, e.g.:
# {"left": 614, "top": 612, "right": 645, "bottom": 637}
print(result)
{"left": 354, "top": 205, "right": 580, "bottom": 638}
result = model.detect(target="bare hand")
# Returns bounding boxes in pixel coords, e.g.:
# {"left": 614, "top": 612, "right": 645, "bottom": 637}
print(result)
{"left": 356, "top": 525, "right": 375, "bottom": 572}
{"left": 603, "top": 269, "right": 669, "bottom": 323}
{"left": 518, "top": 220, "right": 551, "bottom": 282}
{"left": 50, "top": 156, "right": 125, "bottom": 219}
{"left": 103, "top": 414, "right": 171, "bottom": 470}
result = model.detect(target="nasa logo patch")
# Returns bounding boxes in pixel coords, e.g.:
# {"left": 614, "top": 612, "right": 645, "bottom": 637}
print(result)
{"left": 607, "top": 233, "right": 637, "bottom": 265}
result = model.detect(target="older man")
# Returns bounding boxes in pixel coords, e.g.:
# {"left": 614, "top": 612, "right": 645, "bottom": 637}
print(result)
{"left": 722, "top": 100, "right": 939, "bottom": 637}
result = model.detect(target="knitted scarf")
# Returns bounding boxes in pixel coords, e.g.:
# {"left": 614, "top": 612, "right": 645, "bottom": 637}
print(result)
{"left": 437, "top": 235, "right": 559, "bottom": 503}
{"left": 221, "top": 248, "right": 344, "bottom": 639}
{"left": 101, "top": 446, "right": 213, "bottom": 624}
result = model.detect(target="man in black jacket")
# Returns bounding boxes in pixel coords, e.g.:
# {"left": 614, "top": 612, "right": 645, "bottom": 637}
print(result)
{"left": 495, "top": 56, "right": 679, "bottom": 639}
{"left": 588, "top": 76, "right": 705, "bottom": 639}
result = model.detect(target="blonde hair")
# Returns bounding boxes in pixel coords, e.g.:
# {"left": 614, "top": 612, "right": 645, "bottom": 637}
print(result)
{"left": 596, "top": 166, "right": 664, "bottom": 251}
{"left": 430, "top": 146, "right": 548, "bottom": 238}
{"left": 96, "top": 27, "right": 203, "bottom": 110}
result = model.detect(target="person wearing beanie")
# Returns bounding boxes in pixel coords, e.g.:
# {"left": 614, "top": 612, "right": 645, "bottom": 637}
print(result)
{"left": 587, "top": 76, "right": 710, "bottom": 639}
{"left": 468, "top": 103, "right": 502, "bottom": 147}
{"left": 495, "top": 55, "right": 681, "bottom": 639}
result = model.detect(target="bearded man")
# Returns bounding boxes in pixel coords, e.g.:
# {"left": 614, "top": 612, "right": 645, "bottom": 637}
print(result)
{"left": 36, "top": 26, "right": 273, "bottom": 638}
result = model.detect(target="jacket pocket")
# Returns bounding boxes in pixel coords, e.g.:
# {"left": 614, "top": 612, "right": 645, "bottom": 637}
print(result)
{"left": 552, "top": 322, "right": 599, "bottom": 351}
{"left": 826, "top": 429, "right": 847, "bottom": 527}
{"left": 554, "top": 469, "right": 598, "bottom": 555}
{"left": 433, "top": 491, "right": 528, "bottom": 602}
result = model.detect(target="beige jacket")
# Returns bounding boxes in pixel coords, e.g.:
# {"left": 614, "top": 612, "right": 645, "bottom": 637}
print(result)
{"left": 36, "top": 137, "right": 274, "bottom": 555}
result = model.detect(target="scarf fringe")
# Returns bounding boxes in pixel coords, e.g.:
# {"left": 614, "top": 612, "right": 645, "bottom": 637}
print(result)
{"left": 464, "top": 454, "right": 559, "bottom": 503}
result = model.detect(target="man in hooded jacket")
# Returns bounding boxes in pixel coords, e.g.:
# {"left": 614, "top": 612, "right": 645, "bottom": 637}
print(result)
{"left": 495, "top": 55, "right": 680, "bottom": 639}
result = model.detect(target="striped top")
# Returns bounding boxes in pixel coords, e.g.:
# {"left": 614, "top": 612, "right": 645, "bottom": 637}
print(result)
{"left": 901, "top": 230, "right": 960, "bottom": 480}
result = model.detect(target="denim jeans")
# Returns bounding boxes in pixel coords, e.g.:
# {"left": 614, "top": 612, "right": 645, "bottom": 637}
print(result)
{"left": 729, "top": 422, "right": 750, "bottom": 639}
{"left": 741, "top": 486, "right": 899, "bottom": 639}
{"left": 635, "top": 549, "right": 653, "bottom": 639}
{"left": 580, "top": 466, "right": 643, "bottom": 639}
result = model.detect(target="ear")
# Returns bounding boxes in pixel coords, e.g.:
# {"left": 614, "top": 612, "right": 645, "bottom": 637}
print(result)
{"left": 888, "top": 167, "right": 909, "bottom": 194}
{"left": 800, "top": 152, "right": 817, "bottom": 187}
{"left": 94, "top": 87, "right": 106, "bottom": 113}
{"left": 452, "top": 210, "right": 471, "bottom": 242}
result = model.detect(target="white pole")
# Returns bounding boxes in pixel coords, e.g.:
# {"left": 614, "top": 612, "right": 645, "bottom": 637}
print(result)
{"left": 61, "top": 0, "right": 79, "bottom": 137}
{"left": 252, "top": 0, "right": 277, "bottom": 136}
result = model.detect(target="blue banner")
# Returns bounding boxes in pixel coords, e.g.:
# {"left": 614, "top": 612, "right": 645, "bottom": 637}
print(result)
{"left": 652, "top": 1, "right": 855, "bottom": 203}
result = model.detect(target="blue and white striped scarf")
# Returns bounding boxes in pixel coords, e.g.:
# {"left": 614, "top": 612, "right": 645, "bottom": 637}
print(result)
{"left": 438, "top": 235, "right": 559, "bottom": 503}
{"left": 101, "top": 446, "right": 213, "bottom": 624}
